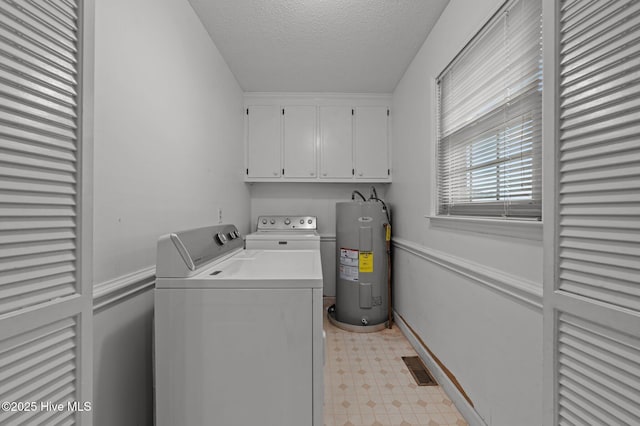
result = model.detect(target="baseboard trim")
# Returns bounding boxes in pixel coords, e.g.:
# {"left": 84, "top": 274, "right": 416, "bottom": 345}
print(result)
{"left": 93, "top": 266, "right": 156, "bottom": 311}
{"left": 392, "top": 238, "right": 542, "bottom": 311}
{"left": 394, "top": 311, "right": 487, "bottom": 426}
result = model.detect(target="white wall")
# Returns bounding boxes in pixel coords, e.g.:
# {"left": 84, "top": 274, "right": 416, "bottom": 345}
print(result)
{"left": 250, "top": 183, "right": 388, "bottom": 296}
{"left": 93, "top": 0, "right": 250, "bottom": 284}
{"left": 387, "top": 0, "right": 544, "bottom": 425}
{"left": 92, "top": 0, "right": 249, "bottom": 424}
{"left": 93, "top": 291, "right": 154, "bottom": 426}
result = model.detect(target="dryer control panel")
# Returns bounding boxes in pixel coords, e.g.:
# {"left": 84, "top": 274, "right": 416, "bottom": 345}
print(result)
{"left": 156, "top": 224, "right": 243, "bottom": 278}
{"left": 256, "top": 215, "right": 317, "bottom": 231}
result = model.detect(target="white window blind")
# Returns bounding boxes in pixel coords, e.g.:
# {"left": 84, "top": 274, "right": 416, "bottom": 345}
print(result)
{"left": 437, "top": 0, "right": 542, "bottom": 219}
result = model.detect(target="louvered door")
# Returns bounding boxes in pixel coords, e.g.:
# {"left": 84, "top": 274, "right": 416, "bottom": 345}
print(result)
{"left": 0, "top": 0, "right": 92, "bottom": 424}
{"left": 545, "top": 0, "right": 640, "bottom": 424}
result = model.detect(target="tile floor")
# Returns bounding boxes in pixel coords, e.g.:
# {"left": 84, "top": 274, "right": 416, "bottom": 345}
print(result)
{"left": 323, "top": 307, "right": 468, "bottom": 426}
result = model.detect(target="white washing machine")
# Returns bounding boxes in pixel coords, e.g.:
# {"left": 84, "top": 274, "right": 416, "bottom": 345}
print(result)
{"left": 245, "top": 215, "right": 320, "bottom": 250}
{"left": 155, "top": 224, "right": 323, "bottom": 426}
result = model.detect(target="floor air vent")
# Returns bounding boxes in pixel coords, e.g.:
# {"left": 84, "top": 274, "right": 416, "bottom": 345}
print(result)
{"left": 402, "top": 356, "right": 437, "bottom": 386}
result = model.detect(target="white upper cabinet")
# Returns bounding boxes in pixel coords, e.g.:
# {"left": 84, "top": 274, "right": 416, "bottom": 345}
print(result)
{"left": 354, "top": 106, "right": 389, "bottom": 179}
{"left": 319, "top": 106, "right": 353, "bottom": 179}
{"left": 244, "top": 95, "right": 391, "bottom": 182}
{"left": 246, "top": 105, "right": 281, "bottom": 178}
{"left": 283, "top": 106, "right": 317, "bottom": 178}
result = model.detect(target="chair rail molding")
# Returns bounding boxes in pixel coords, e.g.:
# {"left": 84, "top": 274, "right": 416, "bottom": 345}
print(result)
{"left": 392, "top": 237, "right": 542, "bottom": 311}
{"left": 320, "top": 234, "right": 337, "bottom": 243}
{"left": 93, "top": 266, "right": 156, "bottom": 311}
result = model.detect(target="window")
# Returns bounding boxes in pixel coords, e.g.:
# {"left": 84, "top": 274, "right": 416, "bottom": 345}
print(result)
{"left": 436, "top": 0, "right": 542, "bottom": 219}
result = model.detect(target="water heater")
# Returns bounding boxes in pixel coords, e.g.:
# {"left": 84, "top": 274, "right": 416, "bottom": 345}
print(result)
{"left": 334, "top": 198, "right": 390, "bottom": 329}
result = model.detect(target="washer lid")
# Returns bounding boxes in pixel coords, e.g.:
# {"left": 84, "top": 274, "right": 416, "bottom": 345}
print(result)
{"left": 156, "top": 249, "right": 323, "bottom": 289}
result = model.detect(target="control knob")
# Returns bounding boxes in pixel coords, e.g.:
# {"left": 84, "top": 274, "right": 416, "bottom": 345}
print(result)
{"left": 262, "top": 219, "right": 267, "bottom": 225}
{"left": 300, "top": 219, "right": 304, "bottom": 224}
{"left": 284, "top": 218, "right": 291, "bottom": 225}
{"left": 215, "top": 232, "right": 227, "bottom": 245}
{"left": 270, "top": 219, "right": 276, "bottom": 224}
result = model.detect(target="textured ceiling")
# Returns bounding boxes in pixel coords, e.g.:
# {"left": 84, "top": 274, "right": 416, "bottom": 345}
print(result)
{"left": 187, "top": 0, "right": 450, "bottom": 93}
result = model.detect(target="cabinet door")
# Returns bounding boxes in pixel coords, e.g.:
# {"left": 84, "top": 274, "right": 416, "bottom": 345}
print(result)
{"left": 246, "top": 105, "right": 281, "bottom": 178}
{"left": 319, "top": 106, "right": 353, "bottom": 178}
{"left": 354, "top": 106, "right": 389, "bottom": 179}
{"left": 283, "top": 106, "right": 317, "bottom": 178}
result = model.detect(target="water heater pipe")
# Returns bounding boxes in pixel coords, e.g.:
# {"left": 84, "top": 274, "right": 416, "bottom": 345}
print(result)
{"left": 351, "top": 190, "right": 366, "bottom": 201}
{"left": 384, "top": 222, "right": 392, "bottom": 328}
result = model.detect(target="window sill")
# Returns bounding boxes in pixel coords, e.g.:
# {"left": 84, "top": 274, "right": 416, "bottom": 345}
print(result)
{"left": 426, "top": 215, "right": 542, "bottom": 241}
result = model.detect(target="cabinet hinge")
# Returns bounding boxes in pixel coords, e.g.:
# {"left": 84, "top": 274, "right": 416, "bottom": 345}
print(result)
{"left": 352, "top": 168, "right": 355, "bottom": 176}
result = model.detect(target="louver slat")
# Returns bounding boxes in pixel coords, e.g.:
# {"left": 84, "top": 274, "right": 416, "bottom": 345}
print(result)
{"left": 0, "top": 83, "right": 77, "bottom": 120}
{"left": 560, "top": 139, "right": 638, "bottom": 162}
{"left": 5, "top": 382, "right": 75, "bottom": 426}
{"left": 0, "top": 178, "right": 75, "bottom": 194}
{"left": 1, "top": 1, "right": 78, "bottom": 59}
{"left": 556, "top": 314, "right": 640, "bottom": 425}
{"left": 0, "top": 239, "right": 75, "bottom": 257}
{"left": 0, "top": 319, "right": 77, "bottom": 425}
{"left": 559, "top": 0, "right": 640, "bottom": 311}
{"left": 0, "top": 192, "right": 75, "bottom": 207}
{"left": 22, "top": 0, "right": 78, "bottom": 35}
{"left": 0, "top": 274, "right": 76, "bottom": 315}
{"left": 0, "top": 94, "right": 77, "bottom": 130}
{"left": 0, "top": 261, "right": 75, "bottom": 286}
{"left": 0, "top": 56, "right": 76, "bottom": 107}
{"left": 560, "top": 258, "right": 638, "bottom": 284}
{"left": 0, "top": 163, "right": 75, "bottom": 183}
{"left": 0, "top": 272, "right": 75, "bottom": 306}
{"left": 0, "top": 138, "right": 76, "bottom": 161}
{"left": 0, "top": 124, "right": 77, "bottom": 151}
{"left": 561, "top": 3, "right": 640, "bottom": 68}
{"left": 0, "top": 38, "right": 77, "bottom": 98}
{"left": 555, "top": 3, "right": 640, "bottom": 424}
{"left": 0, "top": 150, "right": 76, "bottom": 173}
{"left": 0, "top": 0, "right": 78, "bottom": 318}
{"left": 2, "top": 229, "right": 75, "bottom": 245}
{"left": 0, "top": 0, "right": 81, "bottom": 423}
{"left": 27, "top": 410, "right": 75, "bottom": 426}
{"left": 0, "top": 110, "right": 76, "bottom": 140}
